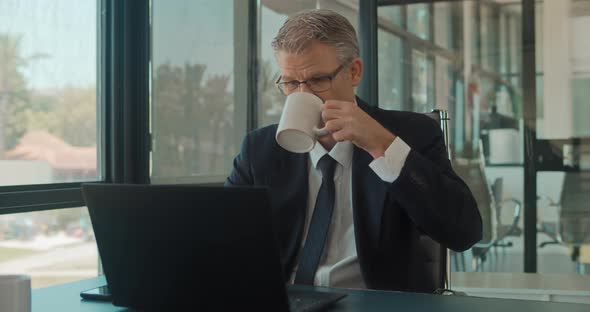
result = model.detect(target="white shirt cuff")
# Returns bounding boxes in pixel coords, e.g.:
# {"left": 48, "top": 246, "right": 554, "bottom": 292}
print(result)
{"left": 368, "top": 137, "right": 411, "bottom": 183}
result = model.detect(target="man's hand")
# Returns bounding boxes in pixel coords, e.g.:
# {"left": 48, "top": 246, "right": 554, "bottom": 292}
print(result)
{"left": 322, "top": 100, "right": 397, "bottom": 159}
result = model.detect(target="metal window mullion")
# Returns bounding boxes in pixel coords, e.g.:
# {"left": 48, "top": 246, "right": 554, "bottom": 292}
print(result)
{"left": 248, "top": 0, "right": 258, "bottom": 131}
{"left": 0, "top": 188, "right": 84, "bottom": 215}
{"left": 522, "top": 0, "right": 538, "bottom": 274}
{"left": 108, "top": 0, "right": 150, "bottom": 184}
{"left": 359, "top": 0, "right": 379, "bottom": 107}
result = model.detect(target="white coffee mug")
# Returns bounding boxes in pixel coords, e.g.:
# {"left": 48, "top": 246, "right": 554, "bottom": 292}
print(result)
{"left": 275, "top": 92, "right": 329, "bottom": 153}
{"left": 0, "top": 275, "right": 31, "bottom": 312}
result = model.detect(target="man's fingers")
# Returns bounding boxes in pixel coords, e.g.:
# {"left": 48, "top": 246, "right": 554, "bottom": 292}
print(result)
{"left": 332, "top": 129, "right": 353, "bottom": 142}
{"left": 325, "top": 119, "right": 344, "bottom": 132}
{"left": 321, "top": 108, "right": 344, "bottom": 121}
{"left": 323, "top": 100, "right": 343, "bottom": 110}
{"left": 324, "top": 100, "right": 353, "bottom": 110}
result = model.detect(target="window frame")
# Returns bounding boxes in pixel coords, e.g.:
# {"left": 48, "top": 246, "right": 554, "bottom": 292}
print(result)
{"left": 0, "top": 0, "right": 151, "bottom": 215}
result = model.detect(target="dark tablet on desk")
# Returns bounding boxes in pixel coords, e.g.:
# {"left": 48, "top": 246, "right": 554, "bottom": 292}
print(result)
{"left": 80, "top": 285, "right": 112, "bottom": 302}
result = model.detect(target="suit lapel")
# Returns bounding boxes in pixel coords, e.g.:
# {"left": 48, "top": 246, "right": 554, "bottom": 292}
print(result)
{"left": 352, "top": 146, "right": 387, "bottom": 249}
{"left": 352, "top": 98, "right": 387, "bottom": 248}
{"left": 270, "top": 150, "right": 309, "bottom": 277}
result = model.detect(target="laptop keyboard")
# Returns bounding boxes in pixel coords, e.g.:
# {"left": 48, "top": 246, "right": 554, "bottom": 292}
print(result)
{"left": 287, "top": 290, "right": 345, "bottom": 312}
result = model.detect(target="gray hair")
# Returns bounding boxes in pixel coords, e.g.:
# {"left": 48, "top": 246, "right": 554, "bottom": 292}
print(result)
{"left": 271, "top": 9, "right": 360, "bottom": 65}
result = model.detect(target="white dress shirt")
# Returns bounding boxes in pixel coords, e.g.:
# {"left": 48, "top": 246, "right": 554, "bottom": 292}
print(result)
{"left": 290, "top": 136, "right": 412, "bottom": 289}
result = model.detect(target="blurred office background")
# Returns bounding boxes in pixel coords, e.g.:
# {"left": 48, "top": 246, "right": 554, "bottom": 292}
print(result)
{"left": 1, "top": 0, "right": 590, "bottom": 304}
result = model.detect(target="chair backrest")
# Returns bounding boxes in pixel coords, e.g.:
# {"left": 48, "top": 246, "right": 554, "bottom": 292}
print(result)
{"left": 559, "top": 171, "right": 590, "bottom": 245}
{"left": 424, "top": 109, "right": 451, "bottom": 291}
{"left": 426, "top": 109, "right": 451, "bottom": 158}
{"left": 452, "top": 157, "right": 495, "bottom": 245}
{"left": 492, "top": 177, "right": 522, "bottom": 239}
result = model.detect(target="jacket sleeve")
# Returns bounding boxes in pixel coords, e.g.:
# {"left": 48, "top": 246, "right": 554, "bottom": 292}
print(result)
{"left": 225, "top": 134, "right": 254, "bottom": 186}
{"left": 388, "top": 116, "right": 483, "bottom": 252}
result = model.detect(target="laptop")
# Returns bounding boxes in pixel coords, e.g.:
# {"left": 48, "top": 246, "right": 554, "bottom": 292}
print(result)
{"left": 81, "top": 183, "right": 346, "bottom": 311}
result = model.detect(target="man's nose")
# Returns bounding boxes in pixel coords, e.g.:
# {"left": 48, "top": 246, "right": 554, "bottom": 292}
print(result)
{"left": 298, "top": 82, "right": 313, "bottom": 93}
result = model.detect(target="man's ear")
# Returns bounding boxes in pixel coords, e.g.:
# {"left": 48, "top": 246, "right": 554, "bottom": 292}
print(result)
{"left": 349, "top": 58, "right": 363, "bottom": 87}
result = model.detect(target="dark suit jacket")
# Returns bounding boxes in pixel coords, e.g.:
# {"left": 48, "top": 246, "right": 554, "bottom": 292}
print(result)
{"left": 225, "top": 97, "right": 482, "bottom": 293}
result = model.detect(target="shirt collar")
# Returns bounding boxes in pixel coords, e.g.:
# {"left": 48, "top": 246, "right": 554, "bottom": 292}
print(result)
{"left": 309, "top": 140, "right": 353, "bottom": 169}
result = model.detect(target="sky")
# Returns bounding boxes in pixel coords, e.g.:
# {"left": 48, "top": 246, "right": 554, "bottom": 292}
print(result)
{"left": 152, "top": 0, "right": 234, "bottom": 76}
{"left": 0, "top": 0, "right": 97, "bottom": 89}
{"left": 152, "top": 0, "right": 287, "bottom": 87}
{"left": 0, "top": 0, "right": 289, "bottom": 90}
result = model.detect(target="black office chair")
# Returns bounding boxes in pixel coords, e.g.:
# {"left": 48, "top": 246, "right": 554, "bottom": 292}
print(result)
{"left": 536, "top": 172, "right": 590, "bottom": 272}
{"left": 537, "top": 193, "right": 563, "bottom": 249}
{"left": 424, "top": 109, "right": 453, "bottom": 293}
{"left": 491, "top": 178, "right": 522, "bottom": 246}
{"left": 554, "top": 171, "right": 590, "bottom": 273}
{"left": 451, "top": 142, "right": 523, "bottom": 272}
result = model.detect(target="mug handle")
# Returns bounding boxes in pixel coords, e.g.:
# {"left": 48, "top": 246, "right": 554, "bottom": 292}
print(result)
{"left": 313, "top": 126, "right": 330, "bottom": 137}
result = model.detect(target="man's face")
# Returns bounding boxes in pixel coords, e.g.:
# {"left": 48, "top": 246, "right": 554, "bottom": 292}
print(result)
{"left": 275, "top": 41, "right": 362, "bottom": 103}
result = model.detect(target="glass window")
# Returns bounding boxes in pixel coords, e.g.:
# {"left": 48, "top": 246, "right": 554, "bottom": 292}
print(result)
{"left": 434, "top": 56, "right": 452, "bottom": 111}
{"left": 427, "top": 56, "right": 435, "bottom": 112}
{"left": 499, "top": 11, "right": 508, "bottom": 76}
{"left": 376, "top": 4, "right": 532, "bottom": 282}
{"left": 537, "top": 0, "right": 590, "bottom": 139}
{"left": 408, "top": 4, "right": 431, "bottom": 41}
{"left": 508, "top": 8, "right": 521, "bottom": 88}
{"left": 399, "top": 1, "right": 529, "bottom": 280}
{"left": 0, "top": 207, "right": 98, "bottom": 288}
{"left": 410, "top": 49, "right": 434, "bottom": 113}
{"left": 433, "top": 2, "right": 453, "bottom": 50}
{"left": 462, "top": 1, "right": 480, "bottom": 66}
{"left": 150, "top": 0, "right": 242, "bottom": 182}
{"left": 480, "top": 3, "right": 499, "bottom": 72}
{"left": 572, "top": 77, "right": 590, "bottom": 137}
{"left": 0, "top": 0, "right": 98, "bottom": 186}
{"left": 377, "top": 29, "right": 403, "bottom": 110}
{"left": 432, "top": 1, "right": 590, "bottom": 303}
{"left": 378, "top": 5, "right": 403, "bottom": 27}
{"left": 535, "top": 2, "right": 543, "bottom": 74}
{"left": 536, "top": 75, "right": 544, "bottom": 135}
{"left": 570, "top": 11, "right": 590, "bottom": 137}
{"left": 534, "top": 0, "right": 590, "bottom": 283}
{"left": 258, "top": 4, "right": 289, "bottom": 127}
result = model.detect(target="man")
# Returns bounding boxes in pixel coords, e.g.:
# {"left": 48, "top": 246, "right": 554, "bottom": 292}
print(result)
{"left": 226, "top": 9, "right": 482, "bottom": 293}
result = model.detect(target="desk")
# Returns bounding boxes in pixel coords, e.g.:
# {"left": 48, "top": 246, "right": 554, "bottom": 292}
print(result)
{"left": 452, "top": 272, "right": 590, "bottom": 304}
{"left": 33, "top": 276, "right": 590, "bottom": 311}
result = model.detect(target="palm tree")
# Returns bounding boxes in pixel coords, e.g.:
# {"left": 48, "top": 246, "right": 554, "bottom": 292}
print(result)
{"left": 152, "top": 62, "right": 235, "bottom": 178}
{"left": 0, "top": 34, "right": 29, "bottom": 156}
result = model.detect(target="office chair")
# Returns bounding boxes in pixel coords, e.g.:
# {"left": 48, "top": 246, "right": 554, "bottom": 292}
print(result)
{"left": 554, "top": 171, "right": 590, "bottom": 273}
{"left": 453, "top": 155, "right": 495, "bottom": 272}
{"left": 537, "top": 194, "right": 563, "bottom": 249}
{"left": 536, "top": 172, "right": 589, "bottom": 274}
{"left": 472, "top": 178, "right": 523, "bottom": 271}
{"left": 424, "top": 109, "right": 454, "bottom": 293}
{"left": 491, "top": 178, "right": 522, "bottom": 247}
{"left": 451, "top": 144, "right": 523, "bottom": 272}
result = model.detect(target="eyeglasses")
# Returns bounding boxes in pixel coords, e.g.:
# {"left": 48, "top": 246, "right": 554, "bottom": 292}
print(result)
{"left": 275, "top": 64, "right": 346, "bottom": 95}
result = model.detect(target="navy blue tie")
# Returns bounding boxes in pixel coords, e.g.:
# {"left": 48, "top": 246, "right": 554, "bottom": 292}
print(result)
{"left": 295, "top": 154, "right": 337, "bottom": 285}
